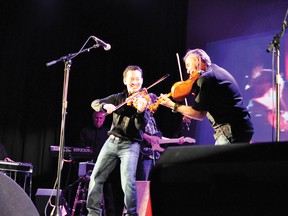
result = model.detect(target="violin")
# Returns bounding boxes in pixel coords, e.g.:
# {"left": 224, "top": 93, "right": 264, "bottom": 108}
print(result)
{"left": 126, "top": 88, "right": 152, "bottom": 110}
{"left": 111, "top": 74, "right": 170, "bottom": 113}
{"left": 171, "top": 70, "right": 201, "bottom": 102}
{"left": 149, "top": 71, "right": 201, "bottom": 113}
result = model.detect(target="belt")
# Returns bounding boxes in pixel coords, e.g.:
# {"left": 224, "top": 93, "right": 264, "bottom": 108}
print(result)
{"left": 214, "top": 124, "right": 232, "bottom": 139}
{"left": 109, "top": 134, "right": 121, "bottom": 141}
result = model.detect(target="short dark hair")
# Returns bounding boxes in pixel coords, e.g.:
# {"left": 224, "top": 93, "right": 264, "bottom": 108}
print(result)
{"left": 123, "top": 65, "right": 143, "bottom": 82}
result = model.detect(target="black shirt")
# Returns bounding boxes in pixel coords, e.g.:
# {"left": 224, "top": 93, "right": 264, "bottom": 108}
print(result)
{"left": 79, "top": 126, "right": 109, "bottom": 158}
{"left": 193, "top": 64, "right": 254, "bottom": 139}
{"left": 92, "top": 90, "right": 149, "bottom": 141}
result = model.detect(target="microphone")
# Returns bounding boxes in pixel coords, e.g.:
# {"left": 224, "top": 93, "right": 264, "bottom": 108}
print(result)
{"left": 91, "top": 36, "right": 111, "bottom": 51}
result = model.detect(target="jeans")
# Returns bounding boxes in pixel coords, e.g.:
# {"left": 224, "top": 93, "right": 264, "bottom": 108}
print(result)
{"left": 214, "top": 124, "right": 253, "bottom": 145}
{"left": 87, "top": 135, "right": 140, "bottom": 216}
{"left": 137, "top": 157, "right": 154, "bottom": 181}
{"left": 214, "top": 124, "right": 233, "bottom": 145}
{"left": 215, "top": 133, "right": 232, "bottom": 145}
{"left": 137, "top": 151, "right": 160, "bottom": 181}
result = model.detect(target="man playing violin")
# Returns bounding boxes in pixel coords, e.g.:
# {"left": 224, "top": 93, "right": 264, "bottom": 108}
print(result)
{"left": 86, "top": 65, "right": 150, "bottom": 216}
{"left": 160, "top": 49, "right": 254, "bottom": 145}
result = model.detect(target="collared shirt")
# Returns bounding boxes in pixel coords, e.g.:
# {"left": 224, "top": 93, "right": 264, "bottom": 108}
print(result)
{"left": 140, "top": 111, "right": 162, "bottom": 159}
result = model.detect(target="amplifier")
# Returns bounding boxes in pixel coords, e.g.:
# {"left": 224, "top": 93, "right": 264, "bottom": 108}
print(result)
{"left": 78, "top": 162, "right": 95, "bottom": 177}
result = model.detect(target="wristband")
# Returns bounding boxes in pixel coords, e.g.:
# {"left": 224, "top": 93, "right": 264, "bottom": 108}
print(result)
{"left": 172, "top": 103, "right": 179, "bottom": 113}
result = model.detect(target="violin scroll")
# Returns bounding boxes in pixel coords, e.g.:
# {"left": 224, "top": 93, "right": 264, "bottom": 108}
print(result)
{"left": 148, "top": 93, "right": 171, "bottom": 113}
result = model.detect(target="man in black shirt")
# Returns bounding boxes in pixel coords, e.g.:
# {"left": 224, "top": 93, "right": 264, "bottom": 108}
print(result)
{"left": 160, "top": 49, "right": 254, "bottom": 144}
{"left": 86, "top": 65, "right": 149, "bottom": 216}
{"left": 79, "top": 111, "right": 109, "bottom": 158}
{"left": 79, "top": 111, "right": 118, "bottom": 216}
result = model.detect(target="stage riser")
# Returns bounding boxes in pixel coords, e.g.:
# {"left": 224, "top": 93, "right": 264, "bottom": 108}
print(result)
{"left": 150, "top": 142, "right": 288, "bottom": 216}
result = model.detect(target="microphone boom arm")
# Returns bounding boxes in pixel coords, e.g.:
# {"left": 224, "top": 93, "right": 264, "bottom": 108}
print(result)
{"left": 46, "top": 44, "right": 100, "bottom": 67}
{"left": 46, "top": 35, "right": 107, "bottom": 67}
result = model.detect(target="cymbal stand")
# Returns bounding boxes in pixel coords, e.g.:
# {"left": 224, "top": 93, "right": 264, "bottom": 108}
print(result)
{"left": 266, "top": 8, "right": 288, "bottom": 142}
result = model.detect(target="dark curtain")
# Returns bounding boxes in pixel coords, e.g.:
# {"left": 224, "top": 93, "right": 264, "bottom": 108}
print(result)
{"left": 0, "top": 0, "right": 189, "bottom": 195}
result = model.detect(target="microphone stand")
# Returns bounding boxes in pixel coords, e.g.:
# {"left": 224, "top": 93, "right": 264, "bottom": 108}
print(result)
{"left": 46, "top": 39, "right": 102, "bottom": 216}
{"left": 266, "top": 8, "right": 288, "bottom": 142}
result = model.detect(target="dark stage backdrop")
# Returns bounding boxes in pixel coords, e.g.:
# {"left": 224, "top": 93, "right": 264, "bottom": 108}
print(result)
{"left": 0, "top": 0, "right": 188, "bottom": 196}
{"left": 0, "top": 0, "right": 287, "bottom": 202}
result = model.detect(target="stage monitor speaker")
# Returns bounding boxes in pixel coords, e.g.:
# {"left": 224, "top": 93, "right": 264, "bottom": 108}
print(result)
{"left": 150, "top": 142, "right": 288, "bottom": 216}
{"left": 35, "top": 188, "right": 68, "bottom": 216}
{"left": 0, "top": 172, "right": 39, "bottom": 216}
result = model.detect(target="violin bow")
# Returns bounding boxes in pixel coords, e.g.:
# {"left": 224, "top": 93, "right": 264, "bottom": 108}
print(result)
{"left": 113, "top": 73, "right": 170, "bottom": 112}
{"left": 176, "top": 53, "right": 190, "bottom": 131}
